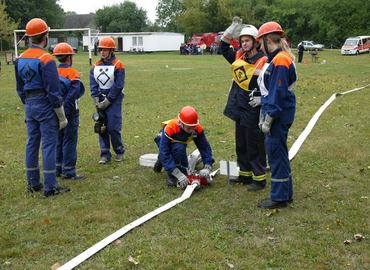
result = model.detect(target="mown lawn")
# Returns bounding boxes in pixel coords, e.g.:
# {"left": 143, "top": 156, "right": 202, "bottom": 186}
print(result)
{"left": 0, "top": 49, "right": 369, "bottom": 270}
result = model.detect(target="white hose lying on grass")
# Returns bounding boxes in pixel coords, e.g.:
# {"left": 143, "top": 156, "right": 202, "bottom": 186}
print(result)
{"left": 58, "top": 84, "right": 369, "bottom": 269}
{"left": 58, "top": 183, "right": 198, "bottom": 270}
{"left": 288, "top": 84, "right": 370, "bottom": 160}
{"left": 57, "top": 169, "right": 220, "bottom": 270}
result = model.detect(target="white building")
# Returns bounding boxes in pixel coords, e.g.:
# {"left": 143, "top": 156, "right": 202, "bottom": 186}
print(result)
{"left": 83, "top": 32, "right": 184, "bottom": 52}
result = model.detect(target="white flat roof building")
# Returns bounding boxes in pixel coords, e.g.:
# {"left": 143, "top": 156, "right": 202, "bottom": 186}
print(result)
{"left": 84, "top": 32, "right": 185, "bottom": 52}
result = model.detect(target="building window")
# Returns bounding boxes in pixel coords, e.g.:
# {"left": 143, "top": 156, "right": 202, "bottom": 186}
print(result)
{"left": 132, "top": 37, "right": 137, "bottom": 46}
{"left": 138, "top": 37, "right": 143, "bottom": 46}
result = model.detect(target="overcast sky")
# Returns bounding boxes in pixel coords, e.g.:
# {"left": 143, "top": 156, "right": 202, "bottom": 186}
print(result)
{"left": 58, "top": 0, "right": 159, "bottom": 23}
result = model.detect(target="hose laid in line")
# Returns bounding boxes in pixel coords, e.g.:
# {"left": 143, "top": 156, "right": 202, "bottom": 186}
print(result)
{"left": 289, "top": 84, "right": 370, "bottom": 160}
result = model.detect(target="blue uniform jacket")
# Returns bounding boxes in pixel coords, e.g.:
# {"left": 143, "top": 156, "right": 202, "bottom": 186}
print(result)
{"left": 159, "top": 119, "right": 213, "bottom": 172}
{"left": 57, "top": 63, "right": 85, "bottom": 117}
{"left": 90, "top": 55, "right": 125, "bottom": 102}
{"left": 220, "top": 40, "right": 267, "bottom": 127}
{"left": 15, "top": 45, "right": 62, "bottom": 108}
{"left": 261, "top": 48, "right": 296, "bottom": 122}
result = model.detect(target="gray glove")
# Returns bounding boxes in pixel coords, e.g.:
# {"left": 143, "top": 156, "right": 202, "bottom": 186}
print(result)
{"left": 249, "top": 96, "right": 261, "bottom": 108}
{"left": 261, "top": 114, "right": 274, "bottom": 135}
{"left": 171, "top": 168, "right": 188, "bottom": 189}
{"left": 93, "top": 97, "right": 100, "bottom": 106}
{"left": 199, "top": 164, "right": 212, "bottom": 181}
{"left": 97, "top": 98, "right": 111, "bottom": 110}
{"left": 258, "top": 111, "right": 264, "bottom": 130}
{"left": 54, "top": 106, "right": 68, "bottom": 130}
{"left": 223, "top": 16, "right": 242, "bottom": 40}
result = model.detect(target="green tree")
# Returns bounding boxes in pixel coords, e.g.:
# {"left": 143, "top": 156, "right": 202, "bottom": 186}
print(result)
{"left": 4, "top": 0, "right": 64, "bottom": 29}
{"left": 0, "top": 1, "right": 18, "bottom": 50}
{"left": 95, "top": 1, "right": 148, "bottom": 32}
{"left": 155, "top": 0, "right": 185, "bottom": 32}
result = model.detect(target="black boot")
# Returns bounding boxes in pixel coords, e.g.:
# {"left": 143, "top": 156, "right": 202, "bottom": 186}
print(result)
{"left": 229, "top": 176, "right": 252, "bottom": 185}
{"left": 153, "top": 158, "right": 163, "bottom": 173}
{"left": 44, "top": 186, "right": 71, "bottom": 197}
{"left": 167, "top": 176, "right": 177, "bottom": 187}
{"left": 27, "top": 183, "right": 43, "bottom": 193}
{"left": 247, "top": 180, "right": 266, "bottom": 191}
{"left": 257, "top": 197, "right": 290, "bottom": 209}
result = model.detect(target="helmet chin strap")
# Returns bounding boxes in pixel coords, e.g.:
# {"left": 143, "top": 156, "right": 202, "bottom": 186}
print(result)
{"left": 263, "top": 38, "right": 270, "bottom": 55}
{"left": 43, "top": 35, "right": 49, "bottom": 49}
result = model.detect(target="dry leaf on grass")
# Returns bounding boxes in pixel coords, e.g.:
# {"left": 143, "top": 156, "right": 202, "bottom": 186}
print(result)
{"left": 43, "top": 217, "right": 52, "bottom": 225}
{"left": 266, "top": 209, "right": 280, "bottom": 217}
{"left": 343, "top": 239, "right": 352, "bottom": 245}
{"left": 226, "top": 261, "right": 234, "bottom": 268}
{"left": 267, "top": 236, "right": 276, "bottom": 241}
{"left": 51, "top": 262, "right": 61, "bottom": 270}
{"left": 353, "top": 234, "right": 365, "bottom": 241}
{"left": 128, "top": 255, "right": 139, "bottom": 265}
{"left": 336, "top": 218, "right": 343, "bottom": 226}
{"left": 114, "top": 239, "right": 122, "bottom": 245}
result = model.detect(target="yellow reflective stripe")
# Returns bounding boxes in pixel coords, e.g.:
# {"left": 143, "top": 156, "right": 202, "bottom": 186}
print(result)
{"left": 239, "top": 170, "right": 252, "bottom": 177}
{"left": 164, "top": 132, "right": 192, "bottom": 145}
{"left": 161, "top": 119, "right": 171, "bottom": 128}
{"left": 253, "top": 173, "right": 266, "bottom": 181}
{"left": 170, "top": 137, "right": 192, "bottom": 144}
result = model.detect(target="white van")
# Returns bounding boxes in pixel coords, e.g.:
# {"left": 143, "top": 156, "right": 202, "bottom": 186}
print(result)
{"left": 341, "top": 36, "right": 370, "bottom": 55}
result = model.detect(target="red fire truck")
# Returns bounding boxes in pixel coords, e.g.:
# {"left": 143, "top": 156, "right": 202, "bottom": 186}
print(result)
{"left": 188, "top": 32, "right": 239, "bottom": 50}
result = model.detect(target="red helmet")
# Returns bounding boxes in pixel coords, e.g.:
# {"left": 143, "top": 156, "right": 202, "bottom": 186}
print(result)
{"left": 178, "top": 106, "right": 199, "bottom": 126}
{"left": 256, "top": 21, "right": 284, "bottom": 41}
{"left": 53, "top": 42, "right": 75, "bottom": 55}
{"left": 26, "top": 18, "right": 49, "bottom": 37}
{"left": 98, "top": 37, "right": 116, "bottom": 49}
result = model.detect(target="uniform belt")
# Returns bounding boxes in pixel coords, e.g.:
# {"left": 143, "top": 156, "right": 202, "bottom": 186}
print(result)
{"left": 25, "top": 90, "right": 46, "bottom": 97}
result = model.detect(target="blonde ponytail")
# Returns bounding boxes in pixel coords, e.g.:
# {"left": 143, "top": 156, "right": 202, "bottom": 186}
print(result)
{"left": 267, "top": 33, "right": 295, "bottom": 61}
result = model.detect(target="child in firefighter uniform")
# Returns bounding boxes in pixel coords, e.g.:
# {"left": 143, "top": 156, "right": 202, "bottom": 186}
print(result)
{"left": 90, "top": 37, "right": 125, "bottom": 164}
{"left": 53, "top": 42, "right": 85, "bottom": 180}
{"left": 14, "top": 18, "right": 70, "bottom": 197}
{"left": 220, "top": 17, "right": 268, "bottom": 191}
{"left": 154, "top": 106, "right": 213, "bottom": 189}
{"left": 256, "top": 21, "right": 297, "bottom": 209}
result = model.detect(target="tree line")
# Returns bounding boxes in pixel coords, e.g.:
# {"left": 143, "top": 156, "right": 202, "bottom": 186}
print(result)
{"left": 156, "top": 0, "right": 370, "bottom": 47}
{"left": 1, "top": 0, "right": 369, "bottom": 50}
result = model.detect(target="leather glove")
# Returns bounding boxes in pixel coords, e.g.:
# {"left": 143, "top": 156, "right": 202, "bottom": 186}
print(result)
{"left": 97, "top": 98, "right": 111, "bottom": 110}
{"left": 249, "top": 96, "right": 261, "bottom": 108}
{"left": 93, "top": 97, "right": 100, "bottom": 106}
{"left": 261, "top": 114, "right": 274, "bottom": 135}
{"left": 171, "top": 168, "right": 188, "bottom": 189}
{"left": 258, "top": 111, "right": 264, "bottom": 130}
{"left": 54, "top": 106, "right": 68, "bottom": 130}
{"left": 199, "top": 164, "right": 212, "bottom": 181}
{"left": 222, "top": 16, "right": 242, "bottom": 41}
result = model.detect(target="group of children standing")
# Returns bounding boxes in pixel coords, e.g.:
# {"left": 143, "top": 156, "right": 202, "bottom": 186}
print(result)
{"left": 15, "top": 17, "right": 296, "bottom": 209}
{"left": 15, "top": 18, "right": 125, "bottom": 197}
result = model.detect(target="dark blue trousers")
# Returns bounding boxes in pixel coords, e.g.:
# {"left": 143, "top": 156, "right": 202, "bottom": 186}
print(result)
{"left": 56, "top": 113, "right": 79, "bottom": 176}
{"left": 265, "top": 117, "right": 293, "bottom": 201}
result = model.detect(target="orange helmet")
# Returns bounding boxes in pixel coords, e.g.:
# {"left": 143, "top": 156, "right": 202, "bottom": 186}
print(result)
{"left": 98, "top": 37, "right": 116, "bottom": 49}
{"left": 26, "top": 18, "right": 49, "bottom": 37}
{"left": 178, "top": 106, "right": 199, "bottom": 126}
{"left": 256, "top": 21, "right": 284, "bottom": 41}
{"left": 53, "top": 42, "right": 75, "bottom": 55}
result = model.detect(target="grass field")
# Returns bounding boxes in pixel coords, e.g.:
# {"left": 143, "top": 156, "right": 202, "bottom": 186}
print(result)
{"left": 0, "top": 49, "right": 369, "bottom": 270}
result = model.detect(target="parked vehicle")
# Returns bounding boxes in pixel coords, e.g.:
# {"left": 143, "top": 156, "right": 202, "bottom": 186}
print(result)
{"left": 188, "top": 33, "right": 218, "bottom": 49}
{"left": 341, "top": 36, "right": 370, "bottom": 55}
{"left": 188, "top": 32, "right": 239, "bottom": 52}
{"left": 297, "top": 40, "right": 325, "bottom": 51}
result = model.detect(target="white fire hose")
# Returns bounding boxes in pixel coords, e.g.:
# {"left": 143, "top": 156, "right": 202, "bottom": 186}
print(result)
{"left": 58, "top": 84, "right": 369, "bottom": 269}
{"left": 58, "top": 170, "right": 218, "bottom": 270}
